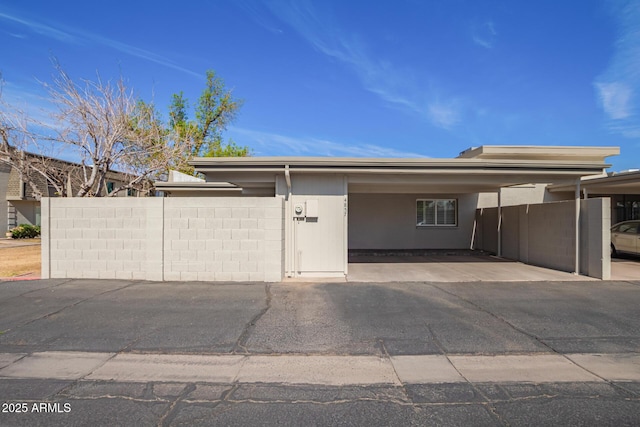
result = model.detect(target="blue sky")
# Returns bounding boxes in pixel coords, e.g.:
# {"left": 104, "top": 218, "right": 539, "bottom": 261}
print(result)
{"left": 1, "top": 0, "right": 639, "bottom": 171}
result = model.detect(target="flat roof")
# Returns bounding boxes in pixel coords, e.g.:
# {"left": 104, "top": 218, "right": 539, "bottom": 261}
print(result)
{"left": 190, "top": 145, "right": 619, "bottom": 169}
{"left": 457, "top": 145, "right": 619, "bottom": 161}
{"left": 168, "top": 145, "right": 621, "bottom": 193}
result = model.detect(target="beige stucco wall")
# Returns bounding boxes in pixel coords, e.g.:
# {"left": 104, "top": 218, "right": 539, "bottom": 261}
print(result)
{"left": 41, "top": 197, "right": 284, "bottom": 282}
{"left": 348, "top": 193, "right": 478, "bottom": 250}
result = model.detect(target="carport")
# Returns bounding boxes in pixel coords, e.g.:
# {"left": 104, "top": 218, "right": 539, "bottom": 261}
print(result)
{"left": 548, "top": 169, "right": 640, "bottom": 225}
{"left": 162, "top": 145, "right": 619, "bottom": 282}
{"left": 345, "top": 146, "right": 618, "bottom": 280}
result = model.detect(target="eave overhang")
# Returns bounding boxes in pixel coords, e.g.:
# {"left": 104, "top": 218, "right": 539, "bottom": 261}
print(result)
{"left": 187, "top": 146, "right": 619, "bottom": 193}
{"left": 189, "top": 159, "right": 611, "bottom": 188}
{"left": 190, "top": 157, "right": 609, "bottom": 174}
{"left": 547, "top": 170, "right": 640, "bottom": 194}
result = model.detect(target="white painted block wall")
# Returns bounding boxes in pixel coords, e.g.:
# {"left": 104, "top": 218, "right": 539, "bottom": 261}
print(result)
{"left": 474, "top": 198, "right": 610, "bottom": 279}
{"left": 41, "top": 197, "right": 284, "bottom": 282}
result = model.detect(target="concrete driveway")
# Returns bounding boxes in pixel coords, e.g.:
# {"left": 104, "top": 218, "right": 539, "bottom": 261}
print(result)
{"left": 348, "top": 254, "right": 593, "bottom": 282}
{"left": 611, "top": 255, "right": 640, "bottom": 280}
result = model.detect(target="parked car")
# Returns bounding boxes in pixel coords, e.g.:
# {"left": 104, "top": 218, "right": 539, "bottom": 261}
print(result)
{"left": 611, "top": 220, "right": 640, "bottom": 256}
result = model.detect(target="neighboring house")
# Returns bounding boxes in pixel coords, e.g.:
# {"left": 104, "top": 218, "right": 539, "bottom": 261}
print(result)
{"left": 0, "top": 161, "right": 11, "bottom": 236}
{"left": 547, "top": 169, "right": 640, "bottom": 225}
{"left": 1, "top": 152, "right": 152, "bottom": 234}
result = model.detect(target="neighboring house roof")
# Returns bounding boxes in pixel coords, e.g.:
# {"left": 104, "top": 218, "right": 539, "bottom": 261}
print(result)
{"left": 548, "top": 169, "right": 640, "bottom": 195}
{"left": 167, "top": 170, "right": 205, "bottom": 183}
{"left": 0, "top": 151, "right": 150, "bottom": 199}
{"left": 154, "top": 181, "right": 243, "bottom": 193}
{"left": 154, "top": 170, "right": 243, "bottom": 194}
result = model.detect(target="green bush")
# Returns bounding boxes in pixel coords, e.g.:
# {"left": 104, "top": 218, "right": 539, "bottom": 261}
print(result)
{"left": 10, "top": 224, "right": 41, "bottom": 239}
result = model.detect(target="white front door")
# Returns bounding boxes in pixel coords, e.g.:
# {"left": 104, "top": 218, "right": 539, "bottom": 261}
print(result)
{"left": 287, "top": 174, "right": 347, "bottom": 277}
{"left": 292, "top": 195, "right": 346, "bottom": 275}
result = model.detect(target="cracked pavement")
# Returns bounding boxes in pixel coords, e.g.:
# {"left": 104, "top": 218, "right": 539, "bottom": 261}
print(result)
{"left": 0, "top": 278, "right": 639, "bottom": 425}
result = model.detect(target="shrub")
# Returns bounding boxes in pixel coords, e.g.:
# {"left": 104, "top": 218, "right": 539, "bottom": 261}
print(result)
{"left": 10, "top": 224, "right": 41, "bottom": 239}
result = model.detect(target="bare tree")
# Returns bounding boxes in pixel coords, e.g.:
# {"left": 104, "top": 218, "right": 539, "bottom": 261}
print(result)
{"left": 0, "top": 63, "right": 195, "bottom": 197}
{"left": 46, "top": 63, "right": 181, "bottom": 197}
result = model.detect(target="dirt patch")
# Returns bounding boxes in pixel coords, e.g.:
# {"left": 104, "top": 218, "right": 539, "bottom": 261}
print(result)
{"left": 0, "top": 245, "right": 41, "bottom": 277}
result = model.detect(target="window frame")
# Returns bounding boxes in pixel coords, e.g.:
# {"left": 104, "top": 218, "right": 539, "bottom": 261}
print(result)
{"left": 416, "top": 198, "right": 458, "bottom": 227}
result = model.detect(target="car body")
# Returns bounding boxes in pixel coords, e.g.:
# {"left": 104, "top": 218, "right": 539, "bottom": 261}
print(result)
{"left": 611, "top": 220, "right": 640, "bottom": 256}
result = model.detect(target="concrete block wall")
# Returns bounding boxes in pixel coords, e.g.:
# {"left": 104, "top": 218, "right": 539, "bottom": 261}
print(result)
{"left": 475, "top": 208, "right": 499, "bottom": 254}
{"left": 500, "top": 205, "right": 520, "bottom": 260}
{"left": 580, "top": 198, "right": 611, "bottom": 279}
{"left": 163, "top": 198, "right": 284, "bottom": 282}
{"left": 42, "top": 198, "right": 164, "bottom": 280}
{"left": 475, "top": 198, "right": 610, "bottom": 279}
{"left": 42, "top": 197, "right": 285, "bottom": 282}
{"left": 527, "top": 201, "right": 576, "bottom": 272}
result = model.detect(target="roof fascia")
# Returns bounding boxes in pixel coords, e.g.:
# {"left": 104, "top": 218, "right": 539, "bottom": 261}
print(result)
{"left": 548, "top": 170, "right": 640, "bottom": 192}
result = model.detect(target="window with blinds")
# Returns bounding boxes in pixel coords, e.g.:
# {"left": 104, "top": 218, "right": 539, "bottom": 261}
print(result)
{"left": 417, "top": 199, "right": 457, "bottom": 226}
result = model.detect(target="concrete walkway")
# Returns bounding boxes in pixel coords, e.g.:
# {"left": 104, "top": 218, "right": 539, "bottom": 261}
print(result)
{"left": 1, "top": 351, "right": 639, "bottom": 385}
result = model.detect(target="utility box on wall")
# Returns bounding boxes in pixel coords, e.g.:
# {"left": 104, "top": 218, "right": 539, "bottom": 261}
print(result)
{"left": 293, "top": 199, "right": 319, "bottom": 219}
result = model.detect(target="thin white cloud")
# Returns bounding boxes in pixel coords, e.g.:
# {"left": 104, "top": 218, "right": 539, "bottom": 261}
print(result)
{"left": 0, "top": 11, "right": 75, "bottom": 42}
{"left": 230, "top": 127, "right": 428, "bottom": 158}
{"left": 251, "top": 0, "right": 463, "bottom": 130}
{"left": 427, "top": 101, "right": 461, "bottom": 129}
{"left": 472, "top": 21, "right": 497, "bottom": 49}
{"left": 0, "top": 82, "right": 55, "bottom": 125}
{"left": 595, "top": 82, "right": 632, "bottom": 119}
{"left": 595, "top": 0, "right": 640, "bottom": 137}
{"left": 236, "top": 0, "right": 284, "bottom": 34}
{"left": 0, "top": 10, "right": 201, "bottom": 79}
{"left": 85, "top": 33, "right": 202, "bottom": 79}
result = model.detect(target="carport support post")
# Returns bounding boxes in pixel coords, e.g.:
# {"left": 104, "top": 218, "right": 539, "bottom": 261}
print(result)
{"left": 574, "top": 179, "right": 581, "bottom": 275}
{"left": 497, "top": 188, "right": 502, "bottom": 257}
{"left": 285, "top": 165, "right": 293, "bottom": 278}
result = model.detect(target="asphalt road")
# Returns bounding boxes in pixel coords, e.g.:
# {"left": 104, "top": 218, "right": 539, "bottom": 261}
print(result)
{"left": 0, "top": 278, "right": 639, "bottom": 426}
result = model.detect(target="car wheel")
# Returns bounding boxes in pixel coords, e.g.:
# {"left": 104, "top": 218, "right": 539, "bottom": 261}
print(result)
{"left": 611, "top": 244, "right": 617, "bottom": 258}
